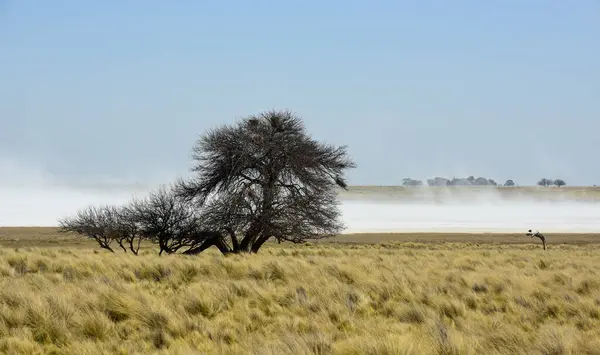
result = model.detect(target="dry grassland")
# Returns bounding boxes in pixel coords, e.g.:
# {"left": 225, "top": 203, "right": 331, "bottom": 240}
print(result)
{"left": 1, "top": 239, "right": 600, "bottom": 354}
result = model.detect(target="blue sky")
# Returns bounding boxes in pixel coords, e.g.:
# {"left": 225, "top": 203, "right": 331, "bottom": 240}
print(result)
{"left": 1, "top": 0, "right": 599, "bottom": 187}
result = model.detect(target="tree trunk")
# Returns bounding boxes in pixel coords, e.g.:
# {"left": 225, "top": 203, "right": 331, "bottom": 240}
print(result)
{"left": 226, "top": 228, "right": 240, "bottom": 251}
{"left": 241, "top": 175, "right": 277, "bottom": 253}
{"left": 182, "top": 240, "right": 213, "bottom": 255}
{"left": 117, "top": 240, "right": 127, "bottom": 253}
{"left": 99, "top": 243, "right": 115, "bottom": 253}
{"left": 250, "top": 233, "right": 271, "bottom": 253}
{"left": 158, "top": 238, "right": 172, "bottom": 255}
{"left": 183, "top": 233, "right": 232, "bottom": 255}
{"left": 129, "top": 238, "right": 141, "bottom": 255}
{"left": 214, "top": 237, "right": 233, "bottom": 255}
{"left": 239, "top": 222, "right": 261, "bottom": 252}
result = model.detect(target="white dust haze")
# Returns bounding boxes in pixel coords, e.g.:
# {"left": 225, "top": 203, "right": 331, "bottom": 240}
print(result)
{"left": 2, "top": 183, "right": 600, "bottom": 233}
{"left": 1, "top": 156, "right": 600, "bottom": 232}
{"left": 341, "top": 201, "right": 600, "bottom": 233}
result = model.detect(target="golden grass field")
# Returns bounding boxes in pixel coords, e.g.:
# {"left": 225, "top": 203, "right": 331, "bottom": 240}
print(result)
{"left": 0, "top": 227, "right": 600, "bottom": 354}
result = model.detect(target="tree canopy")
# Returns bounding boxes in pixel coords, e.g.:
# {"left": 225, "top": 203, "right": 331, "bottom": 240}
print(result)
{"left": 176, "top": 110, "right": 356, "bottom": 253}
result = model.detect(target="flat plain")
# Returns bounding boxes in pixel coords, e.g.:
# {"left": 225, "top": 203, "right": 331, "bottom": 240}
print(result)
{"left": 2, "top": 227, "right": 600, "bottom": 249}
{"left": 1, "top": 186, "right": 599, "bottom": 354}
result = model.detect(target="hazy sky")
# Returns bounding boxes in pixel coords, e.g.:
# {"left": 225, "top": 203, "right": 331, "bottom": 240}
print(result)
{"left": 1, "top": 1, "right": 599, "bottom": 187}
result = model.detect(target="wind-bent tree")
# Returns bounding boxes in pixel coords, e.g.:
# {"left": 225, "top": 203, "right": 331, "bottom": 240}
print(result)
{"left": 176, "top": 110, "right": 356, "bottom": 254}
{"left": 58, "top": 205, "right": 118, "bottom": 252}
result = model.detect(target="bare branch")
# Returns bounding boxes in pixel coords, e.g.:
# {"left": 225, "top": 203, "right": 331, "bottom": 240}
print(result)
{"left": 128, "top": 184, "right": 218, "bottom": 255}
{"left": 58, "top": 205, "right": 117, "bottom": 252}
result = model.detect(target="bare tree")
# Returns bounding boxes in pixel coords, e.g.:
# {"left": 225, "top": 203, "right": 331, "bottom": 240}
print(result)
{"left": 128, "top": 185, "right": 222, "bottom": 255}
{"left": 58, "top": 205, "right": 117, "bottom": 252}
{"left": 176, "top": 109, "right": 356, "bottom": 254}
{"left": 108, "top": 205, "right": 145, "bottom": 255}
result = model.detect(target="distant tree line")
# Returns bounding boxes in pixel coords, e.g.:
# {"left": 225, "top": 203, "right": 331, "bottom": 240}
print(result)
{"left": 537, "top": 178, "right": 566, "bottom": 187}
{"left": 402, "top": 176, "right": 501, "bottom": 187}
{"left": 402, "top": 176, "right": 567, "bottom": 187}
